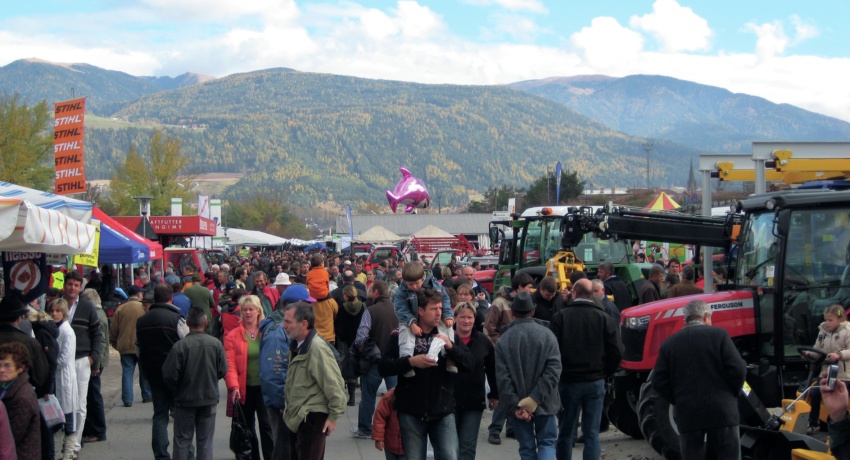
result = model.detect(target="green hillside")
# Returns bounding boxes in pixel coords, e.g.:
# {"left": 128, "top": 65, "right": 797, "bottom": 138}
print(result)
{"left": 81, "top": 68, "right": 700, "bottom": 207}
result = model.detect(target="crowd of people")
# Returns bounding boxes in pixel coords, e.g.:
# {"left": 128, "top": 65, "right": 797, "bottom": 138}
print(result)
{"left": 1, "top": 246, "right": 850, "bottom": 460}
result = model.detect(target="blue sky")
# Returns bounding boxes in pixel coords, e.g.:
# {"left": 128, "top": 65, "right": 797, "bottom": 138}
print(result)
{"left": 2, "top": 0, "right": 850, "bottom": 122}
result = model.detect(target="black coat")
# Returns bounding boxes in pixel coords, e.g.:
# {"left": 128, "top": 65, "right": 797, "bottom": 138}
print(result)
{"left": 652, "top": 323, "right": 746, "bottom": 433}
{"left": 379, "top": 328, "right": 473, "bottom": 420}
{"left": 603, "top": 275, "right": 633, "bottom": 312}
{"left": 549, "top": 298, "right": 622, "bottom": 383}
{"left": 453, "top": 330, "right": 498, "bottom": 412}
{"left": 532, "top": 291, "right": 564, "bottom": 322}
{"left": 136, "top": 303, "right": 183, "bottom": 386}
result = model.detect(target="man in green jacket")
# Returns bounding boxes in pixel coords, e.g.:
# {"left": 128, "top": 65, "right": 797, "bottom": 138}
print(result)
{"left": 282, "top": 302, "right": 347, "bottom": 460}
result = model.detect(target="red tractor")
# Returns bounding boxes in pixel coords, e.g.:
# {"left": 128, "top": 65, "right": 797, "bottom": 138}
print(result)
{"left": 587, "top": 190, "right": 850, "bottom": 459}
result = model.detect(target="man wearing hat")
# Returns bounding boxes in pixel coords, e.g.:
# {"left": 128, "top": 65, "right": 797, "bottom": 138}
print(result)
{"left": 272, "top": 272, "right": 291, "bottom": 310}
{"left": 549, "top": 279, "right": 622, "bottom": 460}
{"left": 109, "top": 286, "right": 152, "bottom": 407}
{"left": 0, "top": 294, "right": 48, "bottom": 391}
{"left": 495, "top": 291, "right": 562, "bottom": 459}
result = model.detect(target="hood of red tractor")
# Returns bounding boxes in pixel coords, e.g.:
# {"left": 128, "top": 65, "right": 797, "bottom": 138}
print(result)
{"left": 619, "top": 290, "right": 756, "bottom": 371}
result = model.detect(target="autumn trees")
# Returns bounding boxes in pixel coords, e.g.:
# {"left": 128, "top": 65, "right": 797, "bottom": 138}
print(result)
{"left": 0, "top": 94, "right": 54, "bottom": 189}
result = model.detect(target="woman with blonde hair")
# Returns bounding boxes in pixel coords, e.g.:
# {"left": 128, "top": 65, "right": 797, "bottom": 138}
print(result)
{"left": 453, "top": 301, "right": 497, "bottom": 460}
{"left": 224, "top": 295, "right": 273, "bottom": 460}
{"left": 46, "top": 298, "right": 78, "bottom": 460}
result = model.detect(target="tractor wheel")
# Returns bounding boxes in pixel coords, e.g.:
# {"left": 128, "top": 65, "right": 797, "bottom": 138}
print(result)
{"left": 606, "top": 388, "right": 644, "bottom": 439}
{"left": 637, "top": 380, "right": 682, "bottom": 460}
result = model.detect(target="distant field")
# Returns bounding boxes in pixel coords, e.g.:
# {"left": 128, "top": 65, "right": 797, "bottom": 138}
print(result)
{"left": 91, "top": 173, "right": 243, "bottom": 197}
{"left": 86, "top": 115, "right": 196, "bottom": 131}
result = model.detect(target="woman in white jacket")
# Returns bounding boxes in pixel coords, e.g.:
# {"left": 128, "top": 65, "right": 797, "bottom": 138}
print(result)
{"left": 47, "top": 298, "right": 79, "bottom": 460}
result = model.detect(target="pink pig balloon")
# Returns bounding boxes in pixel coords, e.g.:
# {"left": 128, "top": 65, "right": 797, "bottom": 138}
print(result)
{"left": 386, "top": 167, "right": 430, "bottom": 213}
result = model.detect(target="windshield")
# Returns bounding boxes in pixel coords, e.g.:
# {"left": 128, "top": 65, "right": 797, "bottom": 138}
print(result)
{"left": 518, "top": 217, "right": 629, "bottom": 268}
{"left": 742, "top": 208, "right": 850, "bottom": 358}
{"left": 736, "top": 212, "right": 778, "bottom": 287}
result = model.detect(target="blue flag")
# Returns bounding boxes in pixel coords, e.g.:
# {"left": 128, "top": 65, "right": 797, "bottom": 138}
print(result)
{"left": 555, "top": 161, "right": 562, "bottom": 205}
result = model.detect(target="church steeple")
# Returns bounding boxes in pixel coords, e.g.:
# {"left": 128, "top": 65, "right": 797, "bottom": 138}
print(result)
{"left": 686, "top": 157, "right": 698, "bottom": 193}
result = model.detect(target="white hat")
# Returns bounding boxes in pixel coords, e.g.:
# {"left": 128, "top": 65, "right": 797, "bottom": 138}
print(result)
{"left": 273, "top": 273, "right": 292, "bottom": 286}
{"left": 343, "top": 260, "right": 352, "bottom": 265}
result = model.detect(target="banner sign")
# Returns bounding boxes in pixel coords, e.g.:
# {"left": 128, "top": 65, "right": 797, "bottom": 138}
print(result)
{"left": 73, "top": 220, "right": 101, "bottom": 267}
{"left": 54, "top": 97, "right": 87, "bottom": 195}
{"left": 3, "top": 252, "right": 49, "bottom": 302}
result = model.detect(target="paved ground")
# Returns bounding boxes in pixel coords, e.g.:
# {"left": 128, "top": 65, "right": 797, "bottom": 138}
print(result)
{"left": 68, "top": 349, "right": 661, "bottom": 459}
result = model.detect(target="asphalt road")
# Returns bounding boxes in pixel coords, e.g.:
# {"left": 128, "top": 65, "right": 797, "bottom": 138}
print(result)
{"left": 69, "top": 348, "right": 661, "bottom": 459}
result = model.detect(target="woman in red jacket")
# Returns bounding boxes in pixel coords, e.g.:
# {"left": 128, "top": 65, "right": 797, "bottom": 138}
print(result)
{"left": 224, "top": 295, "right": 273, "bottom": 460}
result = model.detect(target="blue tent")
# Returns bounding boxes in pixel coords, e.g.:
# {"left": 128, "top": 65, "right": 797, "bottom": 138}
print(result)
{"left": 97, "top": 221, "right": 150, "bottom": 264}
{"left": 304, "top": 242, "right": 327, "bottom": 252}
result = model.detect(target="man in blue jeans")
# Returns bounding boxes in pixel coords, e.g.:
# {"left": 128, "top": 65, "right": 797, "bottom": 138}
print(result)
{"left": 379, "top": 289, "right": 473, "bottom": 460}
{"left": 549, "top": 279, "right": 622, "bottom": 460}
{"left": 136, "top": 284, "right": 189, "bottom": 460}
{"left": 109, "top": 286, "right": 151, "bottom": 407}
{"left": 495, "top": 292, "right": 562, "bottom": 460}
{"left": 351, "top": 281, "right": 398, "bottom": 439}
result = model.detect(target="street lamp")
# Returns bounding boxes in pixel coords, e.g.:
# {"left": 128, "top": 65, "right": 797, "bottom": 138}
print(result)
{"left": 133, "top": 195, "right": 153, "bottom": 239}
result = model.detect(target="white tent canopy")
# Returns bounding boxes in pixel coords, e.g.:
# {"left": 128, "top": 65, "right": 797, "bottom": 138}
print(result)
{"left": 354, "top": 225, "right": 404, "bottom": 243}
{"left": 0, "top": 199, "right": 96, "bottom": 254}
{"left": 218, "top": 227, "right": 288, "bottom": 247}
{"left": 411, "top": 224, "right": 454, "bottom": 238}
{"left": 0, "top": 182, "right": 92, "bottom": 223}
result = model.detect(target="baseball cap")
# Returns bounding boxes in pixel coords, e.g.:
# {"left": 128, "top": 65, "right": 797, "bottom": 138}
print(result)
{"left": 343, "top": 260, "right": 352, "bottom": 266}
{"left": 127, "top": 285, "right": 144, "bottom": 297}
{"left": 225, "top": 281, "right": 237, "bottom": 292}
{"left": 282, "top": 284, "right": 316, "bottom": 303}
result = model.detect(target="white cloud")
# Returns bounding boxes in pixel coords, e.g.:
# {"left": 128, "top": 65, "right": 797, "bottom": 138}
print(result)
{"left": 745, "top": 21, "right": 788, "bottom": 58}
{"left": 571, "top": 17, "right": 645, "bottom": 69}
{"left": 629, "top": 0, "right": 712, "bottom": 53}
{"left": 465, "top": 0, "right": 547, "bottom": 14}
{"left": 790, "top": 15, "right": 819, "bottom": 43}
{"left": 487, "top": 13, "right": 544, "bottom": 42}
{"left": 1, "top": 0, "right": 850, "bottom": 123}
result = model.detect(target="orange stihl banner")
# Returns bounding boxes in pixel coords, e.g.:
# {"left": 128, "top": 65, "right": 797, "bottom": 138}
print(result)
{"left": 54, "top": 97, "right": 87, "bottom": 195}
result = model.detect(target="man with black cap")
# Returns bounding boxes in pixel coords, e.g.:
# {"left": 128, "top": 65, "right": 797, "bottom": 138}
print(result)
{"left": 495, "top": 291, "right": 562, "bottom": 459}
{"left": 0, "top": 294, "right": 48, "bottom": 391}
{"left": 109, "top": 286, "right": 151, "bottom": 407}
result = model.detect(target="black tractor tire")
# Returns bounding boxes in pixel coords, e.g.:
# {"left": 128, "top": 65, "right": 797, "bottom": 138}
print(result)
{"left": 637, "top": 380, "right": 682, "bottom": 460}
{"left": 606, "top": 388, "right": 644, "bottom": 439}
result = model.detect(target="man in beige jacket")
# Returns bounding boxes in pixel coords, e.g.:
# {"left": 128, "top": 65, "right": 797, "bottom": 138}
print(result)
{"left": 108, "top": 286, "right": 151, "bottom": 407}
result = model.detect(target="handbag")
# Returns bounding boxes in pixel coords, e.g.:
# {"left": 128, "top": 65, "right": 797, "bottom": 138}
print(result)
{"left": 229, "top": 401, "right": 253, "bottom": 460}
{"left": 38, "top": 394, "right": 66, "bottom": 428}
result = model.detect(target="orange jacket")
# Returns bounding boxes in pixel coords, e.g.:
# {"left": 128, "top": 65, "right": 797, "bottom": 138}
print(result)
{"left": 224, "top": 324, "right": 253, "bottom": 409}
{"left": 372, "top": 389, "right": 403, "bottom": 456}
{"left": 306, "top": 267, "right": 330, "bottom": 300}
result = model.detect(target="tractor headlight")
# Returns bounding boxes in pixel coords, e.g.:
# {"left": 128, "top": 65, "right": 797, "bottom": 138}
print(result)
{"left": 624, "top": 315, "right": 650, "bottom": 330}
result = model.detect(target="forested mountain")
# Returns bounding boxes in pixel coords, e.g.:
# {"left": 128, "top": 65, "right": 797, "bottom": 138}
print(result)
{"left": 9, "top": 59, "right": 847, "bottom": 209}
{"left": 83, "top": 68, "right": 699, "bottom": 207}
{"left": 0, "top": 58, "right": 213, "bottom": 114}
{"left": 509, "top": 75, "right": 850, "bottom": 153}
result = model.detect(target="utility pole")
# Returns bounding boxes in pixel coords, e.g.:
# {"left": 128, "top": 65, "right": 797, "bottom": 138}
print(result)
{"left": 643, "top": 142, "right": 653, "bottom": 189}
